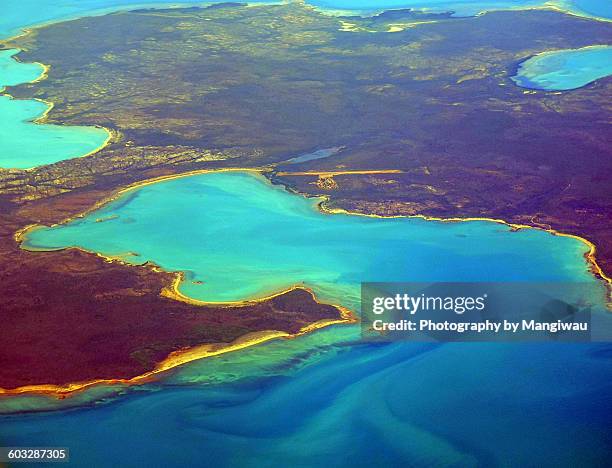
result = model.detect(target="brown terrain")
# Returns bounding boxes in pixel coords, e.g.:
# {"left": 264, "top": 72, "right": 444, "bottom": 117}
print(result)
{"left": 0, "top": 186, "right": 345, "bottom": 390}
{"left": 0, "top": 3, "right": 610, "bottom": 391}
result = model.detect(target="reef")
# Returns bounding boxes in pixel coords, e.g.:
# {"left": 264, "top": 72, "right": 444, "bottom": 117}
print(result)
{"left": 0, "top": 3, "right": 611, "bottom": 390}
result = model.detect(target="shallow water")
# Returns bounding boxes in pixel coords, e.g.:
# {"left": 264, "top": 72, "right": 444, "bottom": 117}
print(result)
{"left": 569, "top": 0, "right": 612, "bottom": 19}
{"left": 285, "top": 146, "right": 344, "bottom": 164}
{"left": 22, "top": 171, "right": 597, "bottom": 307}
{"left": 0, "top": 49, "right": 42, "bottom": 87}
{"left": 2, "top": 338, "right": 612, "bottom": 466}
{"left": 2, "top": 2, "right": 612, "bottom": 466}
{"left": 512, "top": 45, "right": 612, "bottom": 91}
{"left": 0, "top": 49, "right": 109, "bottom": 169}
{"left": 8, "top": 169, "right": 612, "bottom": 467}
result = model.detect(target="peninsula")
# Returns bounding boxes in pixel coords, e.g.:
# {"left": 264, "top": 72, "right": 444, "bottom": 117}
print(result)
{"left": 0, "top": 3, "right": 610, "bottom": 392}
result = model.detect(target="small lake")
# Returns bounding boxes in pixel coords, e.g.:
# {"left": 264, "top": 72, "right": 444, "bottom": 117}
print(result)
{"left": 512, "top": 45, "right": 612, "bottom": 91}
{"left": 284, "top": 146, "right": 343, "bottom": 164}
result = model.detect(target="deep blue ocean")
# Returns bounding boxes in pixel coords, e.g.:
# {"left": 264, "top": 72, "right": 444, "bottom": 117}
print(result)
{"left": 2, "top": 341, "right": 612, "bottom": 466}
{"left": 1, "top": 2, "right": 611, "bottom": 467}
{"left": 3, "top": 172, "right": 612, "bottom": 467}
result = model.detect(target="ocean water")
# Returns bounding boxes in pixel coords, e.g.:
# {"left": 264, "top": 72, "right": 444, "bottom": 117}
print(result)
{"left": 0, "top": 49, "right": 109, "bottom": 169}
{"left": 1, "top": 336, "right": 612, "bottom": 466}
{"left": 22, "top": 171, "right": 597, "bottom": 307}
{"left": 2, "top": 2, "right": 612, "bottom": 466}
{"left": 569, "top": 0, "right": 612, "bottom": 19}
{"left": 7, "top": 168, "right": 612, "bottom": 467}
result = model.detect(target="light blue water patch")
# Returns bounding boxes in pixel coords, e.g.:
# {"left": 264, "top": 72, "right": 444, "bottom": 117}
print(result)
{"left": 0, "top": 49, "right": 43, "bottom": 88}
{"left": 0, "top": 48, "right": 109, "bottom": 168}
{"left": 568, "top": 0, "right": 612, "bottom": 20}
{"left": 0, "top": 95, "right": 110, "bottom": 169}
{"left": 512, "top": 45, "right": 612, "bottom": 91}
{"left": 285, "top": 146, "right": 344, "bottom": 164}
{"left": 23, "top": 171, "right": 597, "bottom": 308}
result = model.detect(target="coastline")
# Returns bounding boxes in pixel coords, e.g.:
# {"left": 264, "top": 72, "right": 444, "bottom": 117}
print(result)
{"left": 317, "top": 199, "right": 612, "bottom": 289}
{"left": 1, "top": 1, "right": 610, "bottom": 402}
{"left": 7, "top": 166, "right": 610, "bottom": 398}
{"left": 303, "top": 1, "right": 612, "bottom": 23}
{"left": 0, "top": 45, "right": 114, "bottom": 170}
{"left": 511, "top": 44, "right": 612, "bottom": 91}
{"left": 17, "top": 165, "right": 611, "bottom": 294}
{"left": 0, "top": 325, "right": 346, "bottom": 398}
{"left": 0, "top": 295, "right": 356, "bottom": 399}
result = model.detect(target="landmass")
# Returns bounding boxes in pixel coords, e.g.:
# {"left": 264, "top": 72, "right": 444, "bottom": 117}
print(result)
{"left": 0, "top": 3, "right": 611, "bottom": 392}
{"left": 1, "top": 195, "right": 347, "bottom": 391}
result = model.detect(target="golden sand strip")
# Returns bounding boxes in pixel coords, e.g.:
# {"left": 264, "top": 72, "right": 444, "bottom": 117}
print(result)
{"left": 318, "top": 202, "right": 612, "bottom": 288}
{"left": 0, "top": 51, "right": 114, "bottom": 171}
{"left": 0, "top": 292, "right": 356, "bottom": 398}
{"left": 8, "top": 167, "right": 610, "bottom": 398}
{"left": 0, "top": 331, "right": 304, "bottom": 398}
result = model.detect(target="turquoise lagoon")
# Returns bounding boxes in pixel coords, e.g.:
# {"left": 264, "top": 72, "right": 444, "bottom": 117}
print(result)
{"left": 2, "top": 2, "right": 612, "bottom": 466}
{"left": 0, "top": 49, "right": 109, "bottom": 169}
{"left": 0, "top": 49, "right": 42, "bottom": 87}
{"left": 513, "top": 45, "right": 612, "bottom": 91}
{"left": 4, "top": 170, "right": 612, "bottom": 466}
{"left": 22, "top": 171, "right": 599, "bottom": 307}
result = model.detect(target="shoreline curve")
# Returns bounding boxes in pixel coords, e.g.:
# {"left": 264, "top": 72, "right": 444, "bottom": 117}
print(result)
{"left": 6, "top": 166, "right": 611, "bottom": 398}
{"left": 0, "top": 46, "right": 114, "bottom": 170}
{"left": 0, "top": 285, "right": 356, "bottom": 399}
